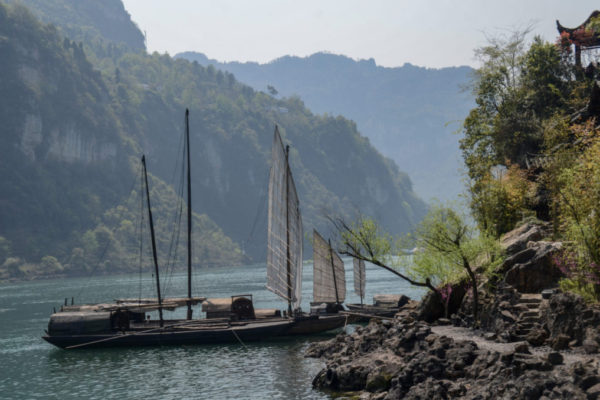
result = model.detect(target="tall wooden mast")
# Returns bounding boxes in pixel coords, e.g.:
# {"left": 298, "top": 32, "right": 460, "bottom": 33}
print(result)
{"left": 142, "top": 155, "right": 163, "bottom": 327}
{"left": 328, "top": 238, "right": 340, "bottom": 305}
{"left": 185, "top": 109, "right": 193, "bottom": 320}
{"left": 285, "top": 144, "right": 293, "bottom": 316}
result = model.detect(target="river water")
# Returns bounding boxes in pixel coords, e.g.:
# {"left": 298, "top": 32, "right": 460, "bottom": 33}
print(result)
{"left": 0, "top": 259, "right": 423, "bottom": 399}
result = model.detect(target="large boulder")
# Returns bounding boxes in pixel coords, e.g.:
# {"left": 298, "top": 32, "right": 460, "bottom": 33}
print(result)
{"left": 504, "top": 241, "right": 563, "bottom": 293}
{"left": 500, "top": 222, "right": 546, "bottom": 255}
{"left": 542, "top": 292, "right": 600, "bottom": 346}
{"left": 416, "top": 281, "right": 468, "bottom": 322}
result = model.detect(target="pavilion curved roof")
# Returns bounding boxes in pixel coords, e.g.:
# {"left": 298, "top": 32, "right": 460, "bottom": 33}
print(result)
{"left": 557, "top": 11, "right": 600, "bottom": 49}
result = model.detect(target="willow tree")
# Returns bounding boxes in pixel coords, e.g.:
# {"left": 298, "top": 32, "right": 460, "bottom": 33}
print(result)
{"left": 331, "top": 205, "right": 501, "bottom": 322}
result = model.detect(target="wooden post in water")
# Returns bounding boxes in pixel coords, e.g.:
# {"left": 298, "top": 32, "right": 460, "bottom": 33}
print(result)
{"left": 142, "top": 155, "right": 164, "bottom": 327}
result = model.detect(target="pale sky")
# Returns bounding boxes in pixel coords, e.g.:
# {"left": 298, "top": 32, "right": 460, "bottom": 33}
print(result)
{"left": 121, "top": 0, "right": 599, "bottom": 68}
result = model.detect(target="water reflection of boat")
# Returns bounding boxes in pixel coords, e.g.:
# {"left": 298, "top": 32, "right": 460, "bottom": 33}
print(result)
{"left": 42, "top": 111, "right": 291, "bottom": 349}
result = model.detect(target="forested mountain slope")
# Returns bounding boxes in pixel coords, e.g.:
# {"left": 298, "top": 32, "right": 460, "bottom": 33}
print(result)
{"left": 0, "top": 3, "right": 242, "bottom": 279}
{"left": 0, "top": 0, "right": 427, "bottom": 280}
{"left": 104, "top": 49, "right": 427, "bottom": 262}
{"left": 177, "top": 52, "right": 474, "bottom": 201}
{"left": 3, "top": 0, "right": 145, "bottom": 51}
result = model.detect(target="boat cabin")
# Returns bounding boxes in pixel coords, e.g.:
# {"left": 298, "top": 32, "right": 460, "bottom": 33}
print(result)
{"left": 309, "top": 302, "right": 344, "bottom": 315}
{"left": 202, "top": 295, "right": 256, "bottom": 320}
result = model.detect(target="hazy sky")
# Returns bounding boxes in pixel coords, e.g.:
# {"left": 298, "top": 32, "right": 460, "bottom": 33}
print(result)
{"left": 121, "top": 0, "right": 598, "bottom": 68}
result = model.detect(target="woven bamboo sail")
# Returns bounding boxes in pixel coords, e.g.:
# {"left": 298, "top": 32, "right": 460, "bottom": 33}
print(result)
{"left": 313, "top": 230, "right": 346, "bottom": 303}
{"left": 353, "top": 258, "right": 366, "bottom": 300}
{"left": 266, "top": 127, "right": 303, "bottom": 310}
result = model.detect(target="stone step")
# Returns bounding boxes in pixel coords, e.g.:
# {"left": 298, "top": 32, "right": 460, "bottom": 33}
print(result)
{"left": 524, "top": 303, "right": 541, "bottom": 310}
{"left": 519, "top": 316, "right": 541, "bottom": 324}
{"left": 517, "top": 322, "right": 535, "bottom": 330}
{"left": 518, "top": 297, "right": 542, "bottom": 304}
{"left": 520, "top": 311, "right": 540, "bottom": 318}
{"left": 514, "top": 304, "right": 530, "bottom": 313}
{"left": 512, "top": 334, "right": 528, "bottom": 342}
{"left": 519, "top": 293, "right": 542, "bottom": 300}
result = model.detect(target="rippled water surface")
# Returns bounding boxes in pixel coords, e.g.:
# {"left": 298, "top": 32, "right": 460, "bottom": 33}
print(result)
{"left": 0, "top": 260, "right": 423, "bottom": 399}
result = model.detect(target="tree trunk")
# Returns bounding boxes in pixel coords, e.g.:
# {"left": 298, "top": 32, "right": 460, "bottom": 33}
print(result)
{"left": 462, "top": 256, "right": 478, "bottom": 324}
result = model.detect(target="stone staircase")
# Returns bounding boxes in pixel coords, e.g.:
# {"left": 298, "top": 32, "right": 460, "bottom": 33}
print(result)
{"left": 513, "top": 294, "right": 544, "bottom": 342}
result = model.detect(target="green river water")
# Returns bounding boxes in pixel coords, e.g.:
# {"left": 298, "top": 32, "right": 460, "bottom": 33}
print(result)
{"left": 0, "top": 260, "right": 423, "bottom": 399}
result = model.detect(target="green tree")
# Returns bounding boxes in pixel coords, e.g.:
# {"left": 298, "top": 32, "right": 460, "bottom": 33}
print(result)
{"left": 40, "top": 255, "right": 63, "bottom": 274}
{"left": 552, "top": 126, "right": 600, "bottom": 301}
{"left": 461, "top": 31, "right": 573, "bottom": 235}
{"left": 408, "top": 206, "right": 502, "bottom": 322}
{"left": 331, "top": 205, "right": 502, "bottom": 322}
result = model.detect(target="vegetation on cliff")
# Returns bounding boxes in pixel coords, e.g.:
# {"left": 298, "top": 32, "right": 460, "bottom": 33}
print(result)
{"left": 0, "top": 2, "right": 240, "bottom": 279}
{"left": 332, "top": 205, "right": 502, "bottom": 322}
{"left": 333, "top": 13, "right": 600, "bottom": 318}
{"left": 461, "top": 19, "right": 600, "bottom": 301}
{"left": 2, "top": 0, "right": 145, "bottom": 52}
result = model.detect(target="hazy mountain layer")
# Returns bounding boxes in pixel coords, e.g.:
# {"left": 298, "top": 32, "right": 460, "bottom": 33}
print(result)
{"left": 177, "top": 52, "right": 475, "bottom": 201}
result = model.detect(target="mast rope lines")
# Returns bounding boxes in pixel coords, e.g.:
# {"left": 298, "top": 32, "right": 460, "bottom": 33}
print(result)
{"left": 64, "top": 319, "right": 231, "bottom": 349}
{"left": 230, "top": 329, "right": 248, "bottom": 349}
{"left": 75, "top": 168, "right": 141, "bottom": 301}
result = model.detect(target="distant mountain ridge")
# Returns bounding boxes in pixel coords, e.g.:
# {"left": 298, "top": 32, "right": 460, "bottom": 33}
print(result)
{"left": 177, "top": 51, "right": 475, "bottom": 201}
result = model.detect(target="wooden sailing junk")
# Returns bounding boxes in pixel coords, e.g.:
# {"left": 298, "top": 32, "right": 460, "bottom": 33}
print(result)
{"left": 266, "top": 127, "right": 346, "bottom": 334}
{"left": 266, "top": 126, "right": 303, "bottom": 316}
{"left": 345, "top": 256, "right": 409, "bottom": 320}
{"left": 353, "top": 257, "right": 366, "bottom": 305}
{"left": 42, "top": 121, "right": 350, "bottom": 349}
{"left": 312, "top": 229, "right": 345, "bottom": 309}
{"left": 42, "top": 111, "right": 292, "bottom": 349}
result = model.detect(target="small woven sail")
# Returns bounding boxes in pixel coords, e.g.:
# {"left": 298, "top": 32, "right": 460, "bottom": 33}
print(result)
{"left": 353, "top": 258, "right": 366, "bottom": 300}
{"left": 313, "top": 230, "right": 346, "bottom": 303}
{"left": 266, "top": 127, "right": 303, "bottom": 310}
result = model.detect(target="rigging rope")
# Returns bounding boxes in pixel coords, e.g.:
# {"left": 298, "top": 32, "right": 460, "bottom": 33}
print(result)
{"left": 162, "top": 127, "right": 187, "bottom": 296}
{"left": 75, "top": 168, "right": 141, "bottom": 301}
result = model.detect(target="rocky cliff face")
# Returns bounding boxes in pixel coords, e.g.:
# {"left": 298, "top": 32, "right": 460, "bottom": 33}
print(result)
{"left": 19, "top": 113, "right": 118, "bottom": 164}
{"left": 46, "top": 124, "right": 118, "bottom": 163}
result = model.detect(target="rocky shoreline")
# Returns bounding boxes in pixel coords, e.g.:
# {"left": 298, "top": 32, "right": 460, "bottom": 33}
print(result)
{"left": 307, "top": 317, "right": 600, "bottom": 399}
{"left": 306, "top": 222, "right": 600, "bottom": 399}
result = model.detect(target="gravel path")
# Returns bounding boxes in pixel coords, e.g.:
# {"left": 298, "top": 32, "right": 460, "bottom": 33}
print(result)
{"left": 431, "top": 325, "right": 600, "bottom": 366}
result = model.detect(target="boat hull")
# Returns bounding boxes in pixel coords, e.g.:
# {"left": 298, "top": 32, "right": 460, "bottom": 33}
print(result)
{"left": 283, "top": 313, "right": 347, "bottom": 335}
{"left": 42, "top": 320, "right": 292, "bottom": 349}
{"left": 345, "top": 303, "right": 399, "bottom": 322}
